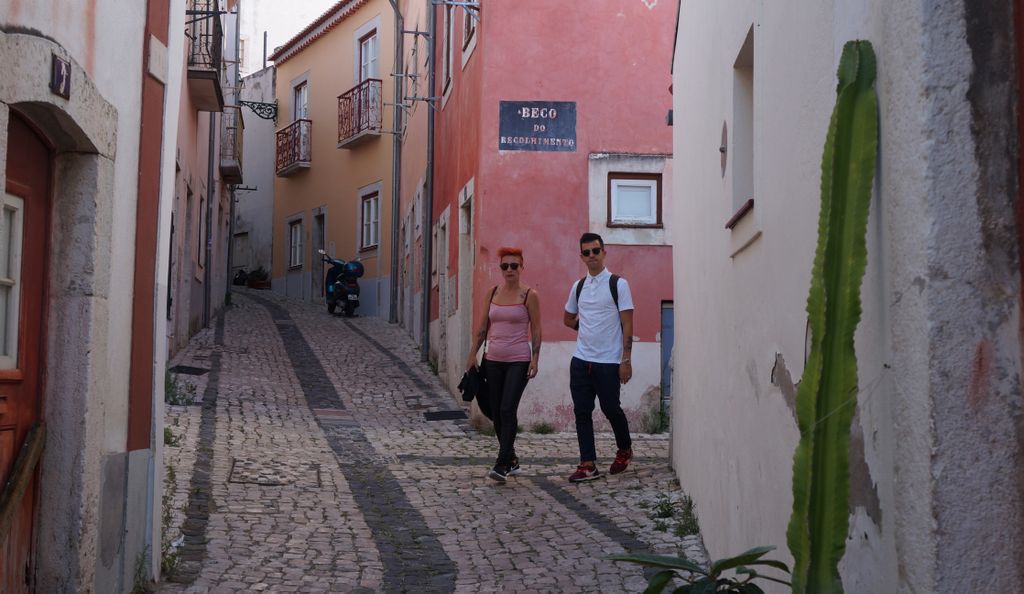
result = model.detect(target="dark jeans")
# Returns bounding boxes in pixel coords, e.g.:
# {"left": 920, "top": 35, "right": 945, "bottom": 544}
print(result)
{"left": 569, "top": 357, "right": 632, "bottom": 463}
{"left": 484, "top": 359, "right": 530, "bottom": 466}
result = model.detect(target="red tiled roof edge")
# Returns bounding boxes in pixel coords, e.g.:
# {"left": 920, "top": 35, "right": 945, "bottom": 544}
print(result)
{"left": 268, "top": 0, "right": 371, "bottom": 65}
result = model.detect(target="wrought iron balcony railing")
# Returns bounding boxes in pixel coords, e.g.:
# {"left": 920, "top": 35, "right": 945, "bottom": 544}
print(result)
{"left": 186, "top": 0, "right": 224, "bottom": 111}
{"left": 276, "top": 119, "right": 312, "bottom": 176}
{"left": 187, "top": 0, "right": 223, "bottom": 71}
{"left": 220, "top": 105, "right": 244, "bottom": 184}
{"left": 337, "top": 78, "right": 382, "bottom": 148}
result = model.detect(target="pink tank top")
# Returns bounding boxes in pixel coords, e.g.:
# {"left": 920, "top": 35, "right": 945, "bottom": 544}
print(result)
{"left": 486, "top": 290, "right": 532, "bottom": 362}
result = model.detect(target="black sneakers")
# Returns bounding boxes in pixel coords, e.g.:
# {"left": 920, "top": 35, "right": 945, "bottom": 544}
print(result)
{"left": 507, "top": 457, "right": 522, "bottom": 477}
{"left": 488, "top": 464, "right": 510, "bottom": 483}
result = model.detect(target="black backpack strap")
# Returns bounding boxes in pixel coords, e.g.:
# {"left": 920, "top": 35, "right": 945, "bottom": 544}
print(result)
{"left": 609, "top": 274, "right": 620, "bottom": 309}
{"left": 572, "top": 278, "right": 585, "bottom": 330}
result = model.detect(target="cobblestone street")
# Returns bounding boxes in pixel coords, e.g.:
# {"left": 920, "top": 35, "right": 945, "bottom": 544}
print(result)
{"left": 159, "top": 290, "right": 706, "bottom": 593}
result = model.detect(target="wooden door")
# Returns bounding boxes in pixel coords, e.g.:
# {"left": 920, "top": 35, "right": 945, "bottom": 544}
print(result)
{"left": 0, "top": 114, "right": 51, "bottom": 592}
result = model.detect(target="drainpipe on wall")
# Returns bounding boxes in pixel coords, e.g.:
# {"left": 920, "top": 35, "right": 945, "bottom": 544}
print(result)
{"left": 204, "top": 112, "right": 216, "bottom": 327}
{"left": 420, "top": 0, "right": 435, "bottom": 361}
{"left": 388, "top": 0, "right": 404, "bottom": 324}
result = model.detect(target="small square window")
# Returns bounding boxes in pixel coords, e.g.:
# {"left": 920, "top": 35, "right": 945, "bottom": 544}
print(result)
{"left": 608, "top": 173, "right": 662, "bottom": 227}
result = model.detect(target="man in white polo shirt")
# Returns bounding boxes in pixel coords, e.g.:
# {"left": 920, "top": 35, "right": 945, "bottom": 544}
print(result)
{"left": 562, "top": 232, "right": 634, "bottom": 483}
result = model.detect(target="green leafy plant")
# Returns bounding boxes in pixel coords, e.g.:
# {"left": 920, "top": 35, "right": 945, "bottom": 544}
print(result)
{"left": 787, "top": 40, "right": 879, "bottom": 594}
{"left": 130, "top": 547, "right": 153, "bottom": 593}
{"left": 163, "top": 427, "right": 181, "bottom": 447}
{"left": 610, "top": 546, "right": 791, "bottom": 593}
{"left": 164, "top": 371, "right": 197, "bottom": 406}
{"left": 160, "top": 464, "right": 179, "bottom": 578}
{"left": 653, "top": 494, "right": 676, "bottom": 519}
{"left": 673, "top": 494, "right": 700, "bottom": 538}
{"left": 530, "top": 421, "right": 555, "bottom": 434}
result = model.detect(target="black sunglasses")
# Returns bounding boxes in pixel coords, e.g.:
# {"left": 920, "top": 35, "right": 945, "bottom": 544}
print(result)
{"left": 580, "top": 247, "right": 603, "bottom": 257}
{"left": 500, "top": 262, "right": 521, "bottom": 271}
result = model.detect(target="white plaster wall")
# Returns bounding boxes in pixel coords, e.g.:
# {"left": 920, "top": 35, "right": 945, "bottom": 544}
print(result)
{"left": 238, "top": 0, "right": 341, "bottom": 76}
{"left": 670, "top": 0, "right": 896, "bottom": 589}
{"left": 671, "top": 2, "right": 823, "bottom": 578}
{"left": 671, "top": 0, "right": 1022, "bottom": 591}
{"left": 238, "top": 67, "right": 277, "bottom": 275}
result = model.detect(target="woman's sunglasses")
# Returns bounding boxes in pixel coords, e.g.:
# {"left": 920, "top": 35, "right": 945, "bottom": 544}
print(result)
{"left": 580, "top": 247, "right": 603, "bottom": 257}
{"left": 500, "top": 262, "right": 520, "bottom": 271}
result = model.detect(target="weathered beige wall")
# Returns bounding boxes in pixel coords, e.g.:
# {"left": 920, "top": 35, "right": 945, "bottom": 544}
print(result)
{"left": 272, "top": 0, "right": 396, "bottom": 317}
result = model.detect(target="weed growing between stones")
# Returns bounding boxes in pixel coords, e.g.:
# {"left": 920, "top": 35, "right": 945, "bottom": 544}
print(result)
{"left": 160, "top": 463, "right": 180, "bottom": 578}
{"left": 645, "top": 492, "right": 701, "bottom": 537}
{"left": 163, "top": 426, "right": 181, "bottom": 447}
{"left": 164, "top": 371, "right": 197, "bottom": 406}
{"left": 130, "top": 547, "right": 153, "bottom": 593}
{"left": 530, "top": 421, "right": 555, "bottom": 434}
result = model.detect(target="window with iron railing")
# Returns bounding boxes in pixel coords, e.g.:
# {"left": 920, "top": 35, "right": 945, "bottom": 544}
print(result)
{"left": 187, "top": 0, "right": 223, "bottom": 72}
{"left": 337, "top": 79, "right": 382, "bottom": 143}
{"left": 276, "top": 119, "right": 312, "bottom": 175}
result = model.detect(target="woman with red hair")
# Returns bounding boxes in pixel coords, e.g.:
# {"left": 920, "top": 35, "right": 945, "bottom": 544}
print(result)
{"left": 466, "top": 246, "right": 542, "bottom": 482}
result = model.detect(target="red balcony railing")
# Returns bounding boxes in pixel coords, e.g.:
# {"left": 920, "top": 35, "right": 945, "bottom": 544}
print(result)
{"left": 337, "top": 78, "right": 382, "bottom": 147}
{"left": 276, "top": 119, "right": 312, "bottom": 176}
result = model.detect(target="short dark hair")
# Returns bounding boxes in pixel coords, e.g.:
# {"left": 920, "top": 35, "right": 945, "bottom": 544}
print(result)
{"left": 579, "top": 232, "right": 604, "bottom": 249}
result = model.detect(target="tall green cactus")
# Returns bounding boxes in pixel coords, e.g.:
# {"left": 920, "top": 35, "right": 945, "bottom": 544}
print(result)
{"left": 787, "top": 40, "right": 878, "bottom": 594}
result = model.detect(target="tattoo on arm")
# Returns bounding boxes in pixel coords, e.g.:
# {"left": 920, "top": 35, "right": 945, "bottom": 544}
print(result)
{"left": 532, "top": 345, "right": 541, "bottom": 356}
{"left": 623, "top": 336, "right": 633, "bottom": 352}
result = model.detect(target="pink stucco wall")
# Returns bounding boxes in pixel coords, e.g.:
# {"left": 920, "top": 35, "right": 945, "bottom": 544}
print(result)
{"left": 434, "top": 0, "right": 675, "bottom": 340}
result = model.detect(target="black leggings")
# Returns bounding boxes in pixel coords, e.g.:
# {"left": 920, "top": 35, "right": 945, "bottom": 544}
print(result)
{"left": 483, "top": 359, "right": 530, "bottom": 465}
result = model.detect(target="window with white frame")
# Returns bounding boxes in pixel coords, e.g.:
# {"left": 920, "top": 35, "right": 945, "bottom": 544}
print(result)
{"left": 0, "top": 194, "right": 24, "bottom": 369}
{"left": 294, "top": 82, "right": 309, "bottom": 120}
{"left": 359, "top": 30, "right": 379, "bottom": 81}
{"left": 361, "top": 192, "right": 380, "bottom": 250}
{"left": 608, "top": 173, "right": 662, "bottom": 227}
{"left": 289, "top": 220, "right": 303, "bottom": 268}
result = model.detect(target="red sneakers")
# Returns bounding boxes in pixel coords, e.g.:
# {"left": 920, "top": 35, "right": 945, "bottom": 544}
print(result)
{"left": 568, "top": 463, "right": 603, "bottom": 483}
{"left": 609, "top": 448, "right": 633, "bottom": 475}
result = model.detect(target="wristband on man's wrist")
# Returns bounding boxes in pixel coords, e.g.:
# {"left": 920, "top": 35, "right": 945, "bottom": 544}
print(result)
{"left": 621, "top": 359, "right": 631, "bottom": 364}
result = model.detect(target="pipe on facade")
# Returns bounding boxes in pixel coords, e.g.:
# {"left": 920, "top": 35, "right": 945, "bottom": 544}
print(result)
{"left": 388, "top": 0, "right": 404, "bottom": 324}
{"left": 204, "top": 112, "right": 216, "bottom": 326}
{"left": 420, "top": 0, "right": 436, "bottom": 361}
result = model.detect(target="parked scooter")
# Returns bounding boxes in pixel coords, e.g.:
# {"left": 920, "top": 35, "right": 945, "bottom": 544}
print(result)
{"left": 318, "top": 249, "right": 365, "bottom": 317}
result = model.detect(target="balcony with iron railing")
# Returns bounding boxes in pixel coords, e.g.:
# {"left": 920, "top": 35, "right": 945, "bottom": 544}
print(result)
{"left": 276, "top": 119, "right": 312, "bottom": 177}
{"left": 337, "top": 78, "right": 382, "bottom": 149}
{"left": 220, "top": 105, "right": 244, "bottom": 184}
{"left": 186, "top": 0, "right": 224, "bottom": 111}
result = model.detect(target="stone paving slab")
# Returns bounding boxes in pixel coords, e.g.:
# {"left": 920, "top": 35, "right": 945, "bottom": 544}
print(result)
{"left": 159, "top": 289, "right": 707, "bottom": 593}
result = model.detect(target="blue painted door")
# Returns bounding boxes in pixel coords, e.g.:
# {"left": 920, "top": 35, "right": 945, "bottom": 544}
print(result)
{"left": 660, "top": 302, "right": 674, "bottom": 405}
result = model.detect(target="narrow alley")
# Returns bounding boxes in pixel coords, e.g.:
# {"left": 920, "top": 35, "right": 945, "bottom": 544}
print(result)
{"left": 159, "top": 289, "right": 705, "bottom": 593}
